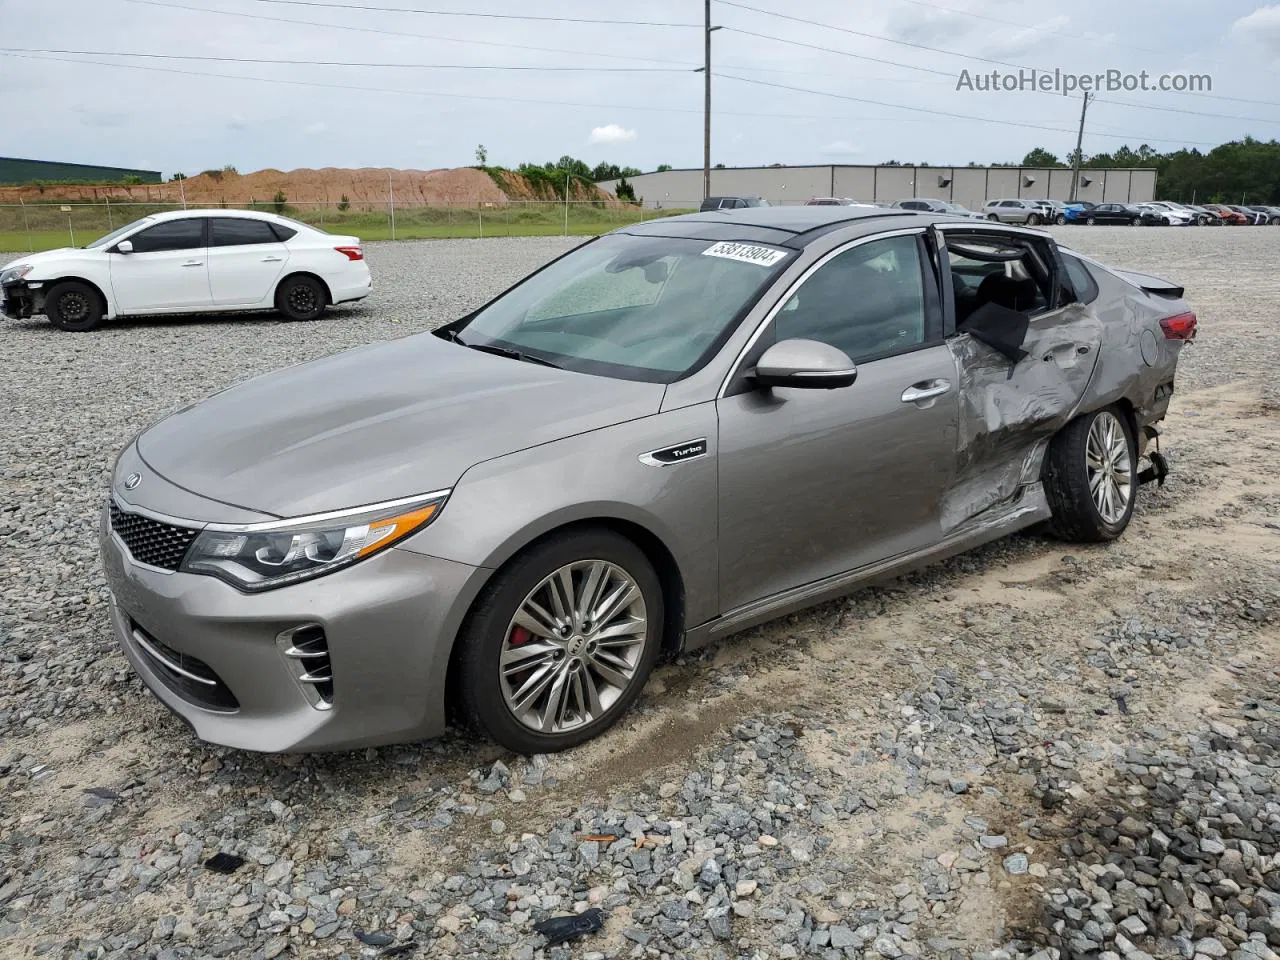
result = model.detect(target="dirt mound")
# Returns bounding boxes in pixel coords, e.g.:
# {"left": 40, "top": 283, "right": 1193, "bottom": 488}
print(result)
{"left": 0, "top": 167, "right": 509, "bottom": 206}
{"left": 0, "top": 166, "right": 623, "bottom": 207}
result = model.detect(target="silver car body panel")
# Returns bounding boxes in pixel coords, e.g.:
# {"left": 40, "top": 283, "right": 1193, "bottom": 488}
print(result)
{"left": 99, "top": 208, "right": 1189, "bottom": 751}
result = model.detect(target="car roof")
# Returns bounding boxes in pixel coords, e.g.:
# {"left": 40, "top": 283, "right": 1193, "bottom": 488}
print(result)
{"left": 144, "top": 208, "right": 294, "bottom": 223}
{"left": 616, "top": 206, "right": 1004, "bottom": 247}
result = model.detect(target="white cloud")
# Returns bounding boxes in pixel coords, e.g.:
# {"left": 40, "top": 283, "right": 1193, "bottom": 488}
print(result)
{"left": 305, "top": 121, "right": 328, "bottom": 135}
{"left": 588, "top": 123, "right": 637, "bottom": 145}
{"left": 821, "top": 140, "right": 863, "bottom": 156}
{"left": 976, "top": 14, "right": 1071, "bottom": 58}
{"left": 1232, "top": 5, "right": 1280, "bottom": 51}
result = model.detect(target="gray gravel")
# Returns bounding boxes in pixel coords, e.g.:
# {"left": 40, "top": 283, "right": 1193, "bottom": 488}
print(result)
{"left": 1, "top": 228, "right": 1278, "bottom": 960}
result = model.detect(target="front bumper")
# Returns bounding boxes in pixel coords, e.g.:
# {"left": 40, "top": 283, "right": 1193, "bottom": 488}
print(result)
{"left": 99, "top": 500, "right": 488, "bottom": 752}
{"left": 1, "top": 279, "right": 39, "bottom": 319}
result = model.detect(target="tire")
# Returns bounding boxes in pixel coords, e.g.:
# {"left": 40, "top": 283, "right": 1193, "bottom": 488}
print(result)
{"left": 1043, "top": 407, "right": 1137, "bottom": 542}
{"left": 1026, "top": 213, "right": 1041, "bottom": 225}
{"left": 274, "top": 275, "right": 327, "bottom": 321}
{"left": 46, "top": 280, "right": 104, "bottom": 332}
{"left": 455, "top": 529, "right": 664, "bottom": 754}
{"left": 1055, "top": 214, "right": 1068, "bottom": 225}
{"left": 987, "top": 213, "right": 1000, "bottom": 221}
{"left": 1086, "top": 216, "right": 1097, "bottom": 225}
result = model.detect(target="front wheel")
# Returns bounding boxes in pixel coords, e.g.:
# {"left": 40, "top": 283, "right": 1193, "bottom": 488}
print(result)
{"left": 1086, "top": 216, "right": 1098, "bottom": 225}
{"left": 456, "top": 529, "right": 664, "bottom": 753}
{"left": 275, "top": 275, "right": 327, "bottom": 321}
{"left": 1055, "top": 214, "right": 1068, "bottom": 225}
{"left": 1026, "top": 213, "right": 1041, "bottom": 225}
{"left": 1044, "top": 408, "right": 1137, "bottom": 542}
{"left": 46, "top": 280, "right": 105, "bottom": 332}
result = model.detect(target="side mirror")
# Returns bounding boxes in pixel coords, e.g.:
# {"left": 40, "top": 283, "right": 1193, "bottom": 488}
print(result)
{"left": 115, "top": 240, "right": 134, "bottom": 254}
{"left": 752, "top": 338, "right": 858, "bottom": 390}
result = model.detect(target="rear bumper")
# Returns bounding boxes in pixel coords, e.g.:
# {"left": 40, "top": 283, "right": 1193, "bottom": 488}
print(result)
{"left": 331, "top": 264, "right": 372, "bottom": 304}
{"left": 100, "top": 500, "right": 489, "bottom": 752}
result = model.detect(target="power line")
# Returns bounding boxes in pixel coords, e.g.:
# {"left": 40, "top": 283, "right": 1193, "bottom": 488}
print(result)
{"left": 1093, "top": 96, "right": 1280, "bottom": 126}
{"left": 716, "top": 72, "right": 1224, "bottom": 146}
{"left": 0, "top": 51, "right": 978, "bottom": 123}
{"left": 717, "top": 0, "right": 1280, "bottom": 109}
{"left": 0, "top": 47, "right": 694, "bottom": 72}
{"left": 716, "top": 0, "right": 1028, "bottom": 70}
{"left": 240, "top": 0, "right": 699, "bottom": 27}
{"left": 722, "top": 27, "right": 954, "bottom": 78}
{"left": 119, "top": 0, "right": 699, "bottom": 66}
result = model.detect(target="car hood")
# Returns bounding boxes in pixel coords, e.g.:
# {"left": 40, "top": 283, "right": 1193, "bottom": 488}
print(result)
{"left": 3, "top": 248, "right": 79, "bottom": 271}
{"left": 136, "top": 333, "right": 666, "bottom": 517}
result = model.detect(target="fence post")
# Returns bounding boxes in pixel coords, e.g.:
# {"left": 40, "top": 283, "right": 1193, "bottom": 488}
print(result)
{"left": 478, "top": 200, "right": 483, "bottom": 239}
{"left": 20, "top": 198, "right": 33, "bottom": 252}
{"left": 105, "top": 196, "right": 114, "bottom": 230}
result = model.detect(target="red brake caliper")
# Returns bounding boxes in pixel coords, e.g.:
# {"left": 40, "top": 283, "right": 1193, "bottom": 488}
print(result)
{"left": 509, "top": 626, "right": 531, "bottom": 647}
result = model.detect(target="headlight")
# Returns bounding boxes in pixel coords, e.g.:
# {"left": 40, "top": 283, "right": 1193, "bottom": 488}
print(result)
{"left": 181, "top": 492, "right": 448, "bottom": 592}
{"left": 0, "top": 264, "right": 32, "bottom": 284}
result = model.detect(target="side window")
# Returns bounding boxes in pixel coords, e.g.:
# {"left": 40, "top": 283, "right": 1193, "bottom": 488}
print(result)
{"left": 775, "top": 235, "right": 928, "bottom": 362}
{"left": 128, "top": 219, "right": 205, "bottom": 253}
{"left": 270, "top": 223, "right": 298, "bottom": 241}
{"left": 1061, "top": 253, "right": 1100, "bottom": 304}
{"left": 210, "top": 218, "right": 282, "bottom": 247}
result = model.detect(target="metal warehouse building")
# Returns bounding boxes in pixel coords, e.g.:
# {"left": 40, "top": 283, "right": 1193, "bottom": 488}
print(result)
{"left": 0, "top": 157, "right": 162, "bottom": 185}
{"left": 600, "top": 164, "right": 1157, "bottom": 211}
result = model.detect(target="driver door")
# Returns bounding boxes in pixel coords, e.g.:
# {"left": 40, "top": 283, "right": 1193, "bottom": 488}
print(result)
{"left": 110, "top": 217, "right": 212, "bottom": 312}
{"left": 715, "top": 231, "right": 960, "bottom": 613}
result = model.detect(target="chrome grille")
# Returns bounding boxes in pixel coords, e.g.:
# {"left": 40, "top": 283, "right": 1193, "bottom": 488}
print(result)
{"left": 279, "top": 625, "right": 333, "bottom": 708}
{"left": 109, "top": 501, "right": 199, "bottom": 571}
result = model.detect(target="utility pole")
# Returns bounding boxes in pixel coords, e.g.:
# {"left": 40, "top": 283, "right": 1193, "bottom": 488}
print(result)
{"left": 1069, "top": 91, "right": 1091, "bottom": 203}
{"left": 701, "top": 1, "right": 721, "bottom": 200}
{"left": 388, "top": 171, "right": 396, "bottom": 241}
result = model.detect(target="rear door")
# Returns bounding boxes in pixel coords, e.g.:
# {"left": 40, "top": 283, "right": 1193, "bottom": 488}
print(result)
{"left": 206, "top": 217, "right": 291, "bottom": 306}
{"left": 936, "top": 226, "right": 1103, "bottom": 530}
{"left": 109, "top": 217, "right": 211, "bottom": 312}
{"left": 716, "top": 230, "right": 960, "bottom": 611}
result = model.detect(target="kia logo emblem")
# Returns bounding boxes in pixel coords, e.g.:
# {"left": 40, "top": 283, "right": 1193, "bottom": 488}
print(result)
{"left": 124, "top": 472, "right": 141, "bottom": 490}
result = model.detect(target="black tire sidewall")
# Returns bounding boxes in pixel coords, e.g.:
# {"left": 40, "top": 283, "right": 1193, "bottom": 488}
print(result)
{"left": 457, "top": 530, "right": 664, "bottom": 754}
{"left": 275, "top": 276, "right": 326, "bottom": 321}
{"left": 1045, "top": 408, "right": 1138, "bottom": 542}
{"left": 47, "top": 281, "right": 104, "bottom": 332}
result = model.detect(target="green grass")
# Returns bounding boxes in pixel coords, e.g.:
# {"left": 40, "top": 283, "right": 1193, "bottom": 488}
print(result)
{"left": 0, "top": 207, "right": 694, "bottom": 253}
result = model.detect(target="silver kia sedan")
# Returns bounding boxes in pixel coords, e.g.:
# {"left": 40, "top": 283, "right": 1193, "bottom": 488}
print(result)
{"left": 100, "top": 206, "right": 1195, "bottom": 754}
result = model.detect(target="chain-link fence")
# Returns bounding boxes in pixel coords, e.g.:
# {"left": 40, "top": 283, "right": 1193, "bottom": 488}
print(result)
{"left": 0, "top": 199, "right": 703, "bottom": 252}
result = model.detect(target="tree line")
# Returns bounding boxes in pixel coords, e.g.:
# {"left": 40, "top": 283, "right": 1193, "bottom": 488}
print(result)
{"left": 1011, "top": 138, "right": 1280, "bottom": 204}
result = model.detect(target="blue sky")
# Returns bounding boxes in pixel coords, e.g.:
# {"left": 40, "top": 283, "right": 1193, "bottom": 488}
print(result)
{"left": 5, "top": 0, "right": 1280, "bottom": 176}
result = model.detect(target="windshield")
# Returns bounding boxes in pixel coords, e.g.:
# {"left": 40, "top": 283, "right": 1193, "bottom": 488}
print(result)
{"left": 455, "top": 233, "right": 791, "bottom": 382}
{"left": 85, "top": 217, "right": 153, "bottom": 249}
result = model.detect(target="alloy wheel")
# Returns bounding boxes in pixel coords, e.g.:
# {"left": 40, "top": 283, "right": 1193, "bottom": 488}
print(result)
{"left": 288, "top": 286, "right": 318, "bottom": 314}
{"left": 1086, "top": 412, "right": 1132, "bottom": 525}
{"left": 500, "top": 560, "right": 648, "bottom": 734}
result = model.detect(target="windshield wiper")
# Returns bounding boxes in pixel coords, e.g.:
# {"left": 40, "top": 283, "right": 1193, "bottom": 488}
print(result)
{"left": 452, "top": 335, "right": 563, "bottom": 369}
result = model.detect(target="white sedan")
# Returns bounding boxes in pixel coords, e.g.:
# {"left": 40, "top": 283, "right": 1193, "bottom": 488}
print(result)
{"left": 0, "top": 209, "right": 371, "bottom": 331}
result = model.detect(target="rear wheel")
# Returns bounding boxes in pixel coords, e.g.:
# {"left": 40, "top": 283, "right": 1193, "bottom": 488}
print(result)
{"left": 1044, "top": 408, "right": 1137, "bottom": 542}
{"left": 1055, "top": 214, "right": 1068, "bottom": 225}
{"left": 456, "top": 529, "right": 664, "bottom": 753}
{"left": 987, "top": 213, "right": 1000, "bottom": 221}
{"left": 275, "top": 275, "right": 327, "bottom": 321}
{"left": 46, "top": 280, "right": 104, "bottom": 332}
{"left": 1027, "top": 213, "right": 1041, "bottom": 225}
{"left": 1086, "top": 216, "right": 1098, "bottom": 225}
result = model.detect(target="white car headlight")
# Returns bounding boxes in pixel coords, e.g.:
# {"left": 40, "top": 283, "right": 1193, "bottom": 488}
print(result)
{"left": 181, "top": 492, "right": 449, "bottom": 592}
{"left": 0, "top": 264, "right": 32, "bottom": 284}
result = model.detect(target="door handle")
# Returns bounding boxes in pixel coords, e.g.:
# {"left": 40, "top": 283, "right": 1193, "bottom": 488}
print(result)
{"left": 181, "top": 260, "right": 203, "bottom": 267}
{"left": 260, "top": 256, "right": 284, "bottom": 262}
{"left": 901, "top": 380, "right": 952, "bottom": 404}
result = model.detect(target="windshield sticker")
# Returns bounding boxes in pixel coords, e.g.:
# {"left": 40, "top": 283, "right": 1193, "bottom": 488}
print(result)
{"left": 701, "top": 241, "right": 788, "bottom": 267}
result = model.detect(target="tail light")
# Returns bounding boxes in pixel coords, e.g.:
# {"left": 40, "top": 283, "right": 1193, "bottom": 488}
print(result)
{"left": 334, "top": 245, "right": 364, "bottom": 261}
{"left": 1160, "top": 312, "right": 1197, "bottom": 341}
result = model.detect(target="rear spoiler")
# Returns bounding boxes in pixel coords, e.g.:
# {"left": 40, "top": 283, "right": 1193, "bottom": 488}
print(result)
{"left": 1115, "top": 269, "right": 1185, "bottom": 299}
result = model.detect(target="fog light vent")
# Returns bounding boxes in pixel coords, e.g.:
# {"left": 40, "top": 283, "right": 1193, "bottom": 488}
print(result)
{"left": 278, "top": 624, "right": 333, "bottom": 708}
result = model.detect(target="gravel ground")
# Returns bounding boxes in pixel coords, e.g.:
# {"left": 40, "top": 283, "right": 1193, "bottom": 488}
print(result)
{"left": 1, "top": 228, "right": 1278, "bottom": 960}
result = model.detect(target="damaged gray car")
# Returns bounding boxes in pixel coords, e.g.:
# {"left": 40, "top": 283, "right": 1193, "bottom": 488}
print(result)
{"left": 100, "top": 206, "right": 1196, "bottom": 754}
